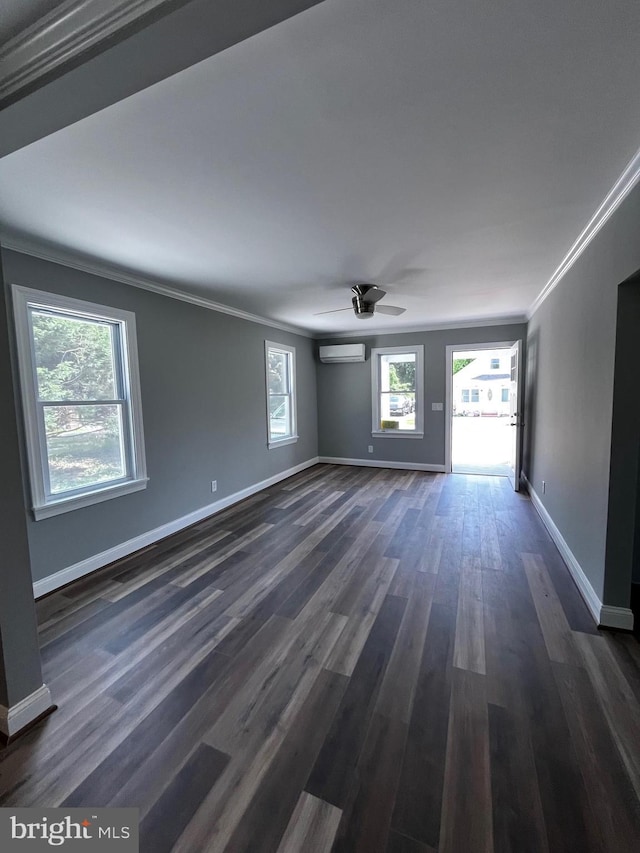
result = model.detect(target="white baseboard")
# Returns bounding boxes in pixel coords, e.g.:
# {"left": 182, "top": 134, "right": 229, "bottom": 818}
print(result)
{"left": 0, "top": 684, "right": 53, "bottom": 738}
{"left": 599, "top": 605, "right": 635, "bottom": 631}
{"left": 33, "top": 458, "right": 320, "bottom": 598}
{"left": 319, "top": 456, "right": 446, "bottom": 473}
{"left": 523, "top": 476, "right": 634, "bottom": 631}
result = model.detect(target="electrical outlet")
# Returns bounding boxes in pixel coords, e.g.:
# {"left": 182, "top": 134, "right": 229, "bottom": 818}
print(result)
{"left": 542, "top": 480, "right": 546, "bottom": 494}
{"left": 368, "top": 445, "right": 374, "bottom": 453}
{"left": 211, "top": 480, "right": 217, "bottom": 493}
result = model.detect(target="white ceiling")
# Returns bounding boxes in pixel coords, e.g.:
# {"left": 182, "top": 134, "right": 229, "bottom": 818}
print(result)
{"left": 1, "top": 0, "right": 640, "bottom": 334}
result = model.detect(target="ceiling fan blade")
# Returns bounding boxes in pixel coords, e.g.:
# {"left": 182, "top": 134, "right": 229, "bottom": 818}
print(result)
{"left": 313, "top": 307, "right": 352, "bottom": 316}
{"left": 366, "top": 288, "right": 386, "bottom": 304}
{"left": 352, "top": 283, "right": 386, "bottom": 304}
{"left": 376, "top": 304, "right": 406, "bottom": 316}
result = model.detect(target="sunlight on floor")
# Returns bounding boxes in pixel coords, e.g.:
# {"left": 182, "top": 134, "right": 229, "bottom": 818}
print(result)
{"left": 451, "top": 417, "right": 512, "bottom": 477}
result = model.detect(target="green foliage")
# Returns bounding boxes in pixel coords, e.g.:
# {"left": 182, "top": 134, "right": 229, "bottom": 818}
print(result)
{"left": 32, "top": 312, "right": 117, "bottom": 438}
{"left": 453, "top": 357, "right": 475, "bottom": 374}
{"left": 31, "top": 311, "right": 125, "bottom": 490}
{"left": 268, "top": 350, "right": 287, "bottom": 395}
{"left": 33, "top": 313, "right": 115, "bottom": 401}
{"left": 47, "top": 429, "right": 124, "bottom": 493}
{"left": 389, "top": 360, "right": 415, "bottom": 391}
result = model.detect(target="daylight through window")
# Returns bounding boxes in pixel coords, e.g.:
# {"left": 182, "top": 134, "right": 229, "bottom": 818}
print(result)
{"left": 12, "top": 286, "right": 147, "bottom": 519}
{"left": 265, "top": 341, "right": 297, "bottom": 447}
{"left": 371, "top": 345, "right": 424, "bottom": 437}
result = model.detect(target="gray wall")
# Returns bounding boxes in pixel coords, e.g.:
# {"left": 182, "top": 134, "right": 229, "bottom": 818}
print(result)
{"left": 606, "top": 274, "right": 640, "bottom": 589}
{"left": 0, "top": 252, "right": 45, "bottom": 707}
{"left": 525, "top": 182, "right": 640, "bottom": 606}
{"left": 317, "top": 324, "right": 527, "bottom": 466}
{"left": 2, "top": 249, "right": 318, "bottom": 584}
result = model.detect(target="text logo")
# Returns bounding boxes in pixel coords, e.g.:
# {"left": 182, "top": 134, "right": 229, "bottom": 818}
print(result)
{"left": 0, "top": 809, "right": 138, "bottom": 851}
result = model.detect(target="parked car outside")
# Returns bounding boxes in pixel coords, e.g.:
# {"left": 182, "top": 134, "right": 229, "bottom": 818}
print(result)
{"left": 389, "top": 394, "right": 410, "bottom": 415}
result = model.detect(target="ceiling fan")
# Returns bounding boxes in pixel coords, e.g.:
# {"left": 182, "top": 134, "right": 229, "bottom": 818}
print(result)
{"left": 315, "top": 284, "right": 406, "bottom": 320}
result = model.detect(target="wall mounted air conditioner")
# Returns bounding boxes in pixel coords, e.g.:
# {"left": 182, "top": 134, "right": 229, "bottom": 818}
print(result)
{"left": 318, "top": 343, "right": 366, "bottom": 363}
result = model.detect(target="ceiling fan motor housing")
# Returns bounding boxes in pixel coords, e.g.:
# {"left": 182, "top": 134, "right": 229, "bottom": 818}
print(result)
{"left": 352, "top": 295, "right": 375, "bottom": 317}
{"left": 351, "top": 283, "right": 380, "bottom": 318}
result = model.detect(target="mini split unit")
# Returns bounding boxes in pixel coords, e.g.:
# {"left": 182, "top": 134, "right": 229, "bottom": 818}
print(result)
{"left": 318, "top": 343, "right": 366, "bottom": 363}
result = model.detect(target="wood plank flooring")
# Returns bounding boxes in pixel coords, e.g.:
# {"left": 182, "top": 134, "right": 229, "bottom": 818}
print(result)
{"left": 2, "top": 464, "right": 640, "bottom": 852}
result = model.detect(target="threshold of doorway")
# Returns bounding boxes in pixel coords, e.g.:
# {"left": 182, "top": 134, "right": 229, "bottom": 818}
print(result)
{"left": 452, "top": 463, "right": 511, "bottom": 477}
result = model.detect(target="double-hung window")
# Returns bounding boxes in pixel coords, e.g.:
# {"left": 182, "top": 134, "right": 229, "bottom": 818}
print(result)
{"left": 371, "top": 345, "right": 424, "bottom": 437}
{"left": 265, "top": 341, "right": 297, "bottom": 448}
{"left": 12, "top": 286, "right": 147, "bottom": 519}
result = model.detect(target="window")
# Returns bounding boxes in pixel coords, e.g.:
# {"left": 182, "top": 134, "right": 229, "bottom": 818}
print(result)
{"left": 471, "top": 389, "right": 480, "bottom": 403}
{"left": 12, "top": 286, "right": 147, "bottom": 519}
{"left": 371, "top": 345, "right": 424, "bottom": 437}
{"left": 501, "top": 388, "right": 509, "bottom": 403}
{"left": 461, "top": 388, "right": 479, "bottom": 403}
{"left": 265, "top": 341, "right": 297, "bottom": 448}
{"left": 490, "top": 358, "right": 500, "bottom": 369}
{"left": 462, "top": 389, "right": 470, "bottom": 403}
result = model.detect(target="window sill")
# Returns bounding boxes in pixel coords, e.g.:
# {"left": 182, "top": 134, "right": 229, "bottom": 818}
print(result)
{"left": 33, "top": 477, "right": 149, "bottom": 520}
{"left": 372, "top": 430, "right": 424, "bottom": 439}
{"left": 268, "top": 435, "right": 299, "bottom": 449}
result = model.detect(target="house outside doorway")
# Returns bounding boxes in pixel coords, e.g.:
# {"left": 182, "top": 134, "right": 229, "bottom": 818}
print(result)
{"left": 446, "top": 344, "right": 515, "bottom": 477}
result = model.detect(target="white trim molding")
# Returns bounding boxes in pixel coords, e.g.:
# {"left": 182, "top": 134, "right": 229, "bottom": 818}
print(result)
{"left": 265, "top": 340, "right": 298, "bottom": 448}
{"left": 528, "top": 145, "right": 640, "bottom": 319}
{"left": 12, "top": 285, "right": 148, "bottom": 520}
{"left": 599, "top": 606, "right": 636, "bottom": 631}
{"left": 0, "top": 0, "right": 177, "bottom": 104}
{"left": 444, "top": 340, "right": 516, "bottom": 474}
{"left": 33, "top": 457, "right": 320, "bottom": 597}
{"left": 319, "top": 456, "right": 446, "bottom": 473}
{"left": 2, "top": 238, "right": 312, "bottom": 338}
{"left": 0, "top": 684, "right": 53, "bottom": 739}
{"left": 371, "top": 344, "right": 424, "bottom": 438}
{"left": 524, "top": 476, "right": 634, "bottom": 631}
{"left": 2, "top": 239, "right": 528, "bottom": 342}
{"left": 322, "top": 314, "right": 528, "bottom": 340}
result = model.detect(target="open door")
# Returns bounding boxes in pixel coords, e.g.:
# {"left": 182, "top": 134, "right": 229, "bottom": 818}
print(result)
{"left": 508, "top": 340, "right": 523, "bottom": 490}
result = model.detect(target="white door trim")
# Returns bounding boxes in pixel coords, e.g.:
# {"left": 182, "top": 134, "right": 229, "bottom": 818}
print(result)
{"left": 445, "top": 341, "right": 516, "bottom": 474}
{"left": 508, "top": 339, "right": 524, "bottom": 491}
{"left": 0, "top": 684, "right": 53, "bottom": 739}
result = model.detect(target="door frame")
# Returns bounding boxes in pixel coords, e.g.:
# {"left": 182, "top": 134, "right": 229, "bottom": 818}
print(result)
{"left": 445, "top": 341, "right": 518, "bottom": 475}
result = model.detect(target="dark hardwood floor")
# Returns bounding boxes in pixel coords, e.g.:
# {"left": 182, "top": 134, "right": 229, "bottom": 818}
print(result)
{"left": 1, "top": 464, "right": 639, "bottom": 852}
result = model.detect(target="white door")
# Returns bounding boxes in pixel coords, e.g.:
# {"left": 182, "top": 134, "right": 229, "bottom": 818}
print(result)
{"left": 508, "top": 340, "right": 523, "bottom": 490}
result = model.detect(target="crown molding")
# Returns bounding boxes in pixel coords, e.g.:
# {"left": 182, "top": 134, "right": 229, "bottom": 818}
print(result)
{"left": 314, "top": 314, "right": 528, "bottom": 340}
{"left": 0, "top": 0, "right": 179, "bottom": 104}
{"left": 1, "top": 237, "right": 528, "bottom": 340}
{"left": 1, "top": 236, "right": 313, "bottom": 338}
{"left": 528, "top": 145, "right": 640, "bottom": 319}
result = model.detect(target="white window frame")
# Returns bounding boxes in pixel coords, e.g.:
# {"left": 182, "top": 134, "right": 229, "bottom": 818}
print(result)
{"left": 12, "top": 285, "right": 148, "bottom": 520}
{"left": 265, "top": 340, "right": 298, "bottom": 449}
{"left": 371, "top": 345, "right": 424, "bottom": 438}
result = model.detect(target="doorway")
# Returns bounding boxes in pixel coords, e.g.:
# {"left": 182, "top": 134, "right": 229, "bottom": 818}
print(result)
{"left": 445, "top": 342, "right": 522, "bottom": 484}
